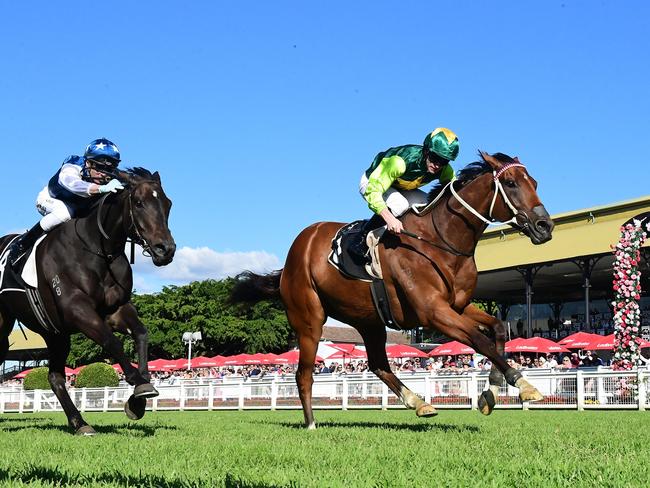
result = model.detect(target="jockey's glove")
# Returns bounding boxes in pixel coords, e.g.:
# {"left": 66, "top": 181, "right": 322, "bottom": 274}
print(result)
{"left": 99, "top": 179, "right": 125, "bottom": 194}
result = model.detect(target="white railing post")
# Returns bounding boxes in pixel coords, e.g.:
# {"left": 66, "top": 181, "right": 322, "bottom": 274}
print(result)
{"left": 361, "top": 371, "right": 368, "bottom": 399}
{"left": 208, "top": 384, "right": 214, "bottom": 411}
{"left": 637, "top": 370, "right": 646, "bottom": 411}
{"left": 381, "top": 383, "right": 388, "bottom": 410}
{"left": 470, "top": 373, "right": 478, "bottom": 411}
{"left": 103, "top": 387, "right": 109, "bottom": 412}
{"left": 271, "top": 378, "right": 278, "bottom": 411}
{"left": 424, "top": 376, "right": 431, "bottom": 404}
{"left": 19, "top": 389, "right": 24, "bottom": 414}
{"left": 180, "top": 383, "right": 186, "bottom": 410}
{"left": 80, "top": 389, "right": 87, "bottom": 412}
{"left": 238, "top": 380, "right": 245, "bottom": 410}
{"left": 576, "top": 370, "right": 585, "bottom": 411}
{"left": 342, "top": 377, "right": 349, "bottom": 411}
{"left": 34, "top": 390, "right": 41, "bottom": 413}
{"left": 0, "top": 391, "right": 4, "bottom": 413}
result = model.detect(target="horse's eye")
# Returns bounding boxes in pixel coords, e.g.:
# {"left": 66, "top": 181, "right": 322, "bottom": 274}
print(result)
{"left": 504, "top": 179, "right": 517, "bottom": 188}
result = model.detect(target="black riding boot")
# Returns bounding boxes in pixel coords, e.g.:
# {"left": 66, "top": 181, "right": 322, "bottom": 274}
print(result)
{"left": 349, "top": 214, "right": 385, "bottom": 264}
{"left": 7, "top": 223, "right": 45, "bottom": 268}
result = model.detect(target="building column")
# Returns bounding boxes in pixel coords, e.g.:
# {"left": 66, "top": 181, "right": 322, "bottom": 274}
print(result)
{"left": 516, "top": 266, "right": 545, "bottom": 338}
{"left": 571, "top": 256, "right": 604, "bottom": 331}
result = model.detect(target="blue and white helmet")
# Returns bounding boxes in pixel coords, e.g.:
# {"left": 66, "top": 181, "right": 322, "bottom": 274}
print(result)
{"left": 84, "top": 138, "right": 120, "bottom": 167}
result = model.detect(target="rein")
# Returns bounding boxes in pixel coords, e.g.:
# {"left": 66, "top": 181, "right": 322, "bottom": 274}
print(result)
{"left": 92, "top": 183, "right": 153, "bottom": 260}
{"left": 403, "top": 162, "right": 527, "bottom": 256}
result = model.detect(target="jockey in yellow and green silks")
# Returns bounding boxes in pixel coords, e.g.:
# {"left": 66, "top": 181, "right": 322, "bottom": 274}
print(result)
{"left": 350, "top": 128, "right": 459, "bottom": 262}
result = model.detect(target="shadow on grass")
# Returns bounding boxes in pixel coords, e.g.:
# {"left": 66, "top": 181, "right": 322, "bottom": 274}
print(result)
{"left": 0, "top": 467, "right": 290, "bottom": 488}
{"left": 260, "top": 420, "right": 480, "bottom": 433}
{"left": 0, "top": 420, "right": 178, "bottom": 436}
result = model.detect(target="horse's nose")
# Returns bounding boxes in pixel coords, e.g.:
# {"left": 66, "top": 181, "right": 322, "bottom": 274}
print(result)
{"left": 535, "top": 218, "right": 554, "bottom": 235}
{"left": 153, "top": 241, "right": 176, "bottom": 260}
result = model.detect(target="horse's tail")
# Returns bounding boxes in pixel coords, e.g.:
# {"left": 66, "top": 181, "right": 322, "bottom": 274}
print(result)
{"left": 230, "top": 269, "right": 283, "bottom": 304}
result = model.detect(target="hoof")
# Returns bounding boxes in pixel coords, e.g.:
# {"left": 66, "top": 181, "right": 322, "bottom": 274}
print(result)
{"left": 478, "top": 390, "right": 496, "bottom": 416}
{"left": 124, "top": 395, "right": 147, "bottom": 420}
{"left": 416, "top": 403, "right": 438, "bottom": 417}
{"left": 519, "top": 387, "right": 544, "bottom": 402}
{"left": 75, "top": 425, "right": 97, "bottom": 436}
{"left": 515, "top": 378, "right": 544, "bottom": 402}
{"left": 133, "top": 383, "right": 159, "bottom": 399}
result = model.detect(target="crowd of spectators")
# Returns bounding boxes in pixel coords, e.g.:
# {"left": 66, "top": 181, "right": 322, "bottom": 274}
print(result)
{"left": 2, "top": 348, "right": 643, "bottom": 388}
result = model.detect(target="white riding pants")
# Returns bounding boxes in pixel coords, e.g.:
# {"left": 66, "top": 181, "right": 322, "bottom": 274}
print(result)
{"left": 358, "top": 174, "right": 428, "bottom": 217}
{"left": 36, "top": 186, "right": 73, "bottom": 231}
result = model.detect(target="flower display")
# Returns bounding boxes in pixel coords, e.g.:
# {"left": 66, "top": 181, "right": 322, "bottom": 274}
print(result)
{"left": 611, "top": 219, "right": 648, "bottom": 370}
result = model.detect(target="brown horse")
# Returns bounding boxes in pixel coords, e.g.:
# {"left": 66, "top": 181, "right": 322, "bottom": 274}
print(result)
{"left": 232, "top": 152, "right": 554, "bottom": 428}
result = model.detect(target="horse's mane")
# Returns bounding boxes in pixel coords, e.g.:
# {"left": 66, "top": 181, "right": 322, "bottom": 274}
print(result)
{"left": 117, "top": 167, "right": 158, "bottom": 185}
{"left": 427, "top": 152, "right": 516, "bottom": 203}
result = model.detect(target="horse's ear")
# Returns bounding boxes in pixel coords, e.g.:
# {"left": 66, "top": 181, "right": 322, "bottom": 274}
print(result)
{"left": 514, "top": 156, "right": 520, "bottom": 163}
{"left": 479, "top": 150, "right": 501, "bottom": 170}
{"left": 152, "top": 171, "right": 161, "bottom": 183}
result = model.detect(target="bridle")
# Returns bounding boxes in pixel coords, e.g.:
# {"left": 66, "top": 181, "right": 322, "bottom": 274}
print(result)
{"left": 406, "top": 162, "right": 527, "bottom": 256}
{"left": 95, "top": 181, "right": 153, "bottom": 258}
{"left": 448, "top": 162, "right": 526, "bottom": 226}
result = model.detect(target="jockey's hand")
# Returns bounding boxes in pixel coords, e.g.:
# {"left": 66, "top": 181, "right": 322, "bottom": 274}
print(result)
{"left": 380, "top": 208, "right": 403, "bottom": 234}
{"left": 98, "top": 179, "right": 125, "bottom": 194}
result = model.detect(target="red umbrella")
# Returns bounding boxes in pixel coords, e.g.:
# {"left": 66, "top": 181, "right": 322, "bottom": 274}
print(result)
{"left": 190, "top": 356, "right": 223, "bottom": 368}
{"left": 276, "top": 349, "right": 323, "bottom": 364}
{"left": 559, "top": 332, "right": 600, "bottom": 348}
{"left": 428, "top": 341, "right": 475, "bottom": 356}
{"left": 326, "top": 347, "right": 367, "bottom": 359}
{"left": 329, "top": 343, "right": 356, "bottom": 353}
{"left": 220, "top": 354, "right": 249, "bottom": 366}
{"left": 585, "top": 334, "right": 616, "bottom": 350}
{"left": 385, "top": 344, "right": 427, "bottom": 358}
{"left": 148, "top": 358, "right": 184, "bottom": 371}
{"left": 14, "top": 368, "right": 33, "bottom": 379}
{"left": 505, "top": 337, "right": 569, "bottom": 354}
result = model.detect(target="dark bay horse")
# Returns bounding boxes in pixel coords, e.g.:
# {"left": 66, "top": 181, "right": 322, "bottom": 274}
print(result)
{"left": 232, "top": 152, "right": 554, "bottom": 428}
{"left": 0, "top": 168, "right": 175, "bottom": 435}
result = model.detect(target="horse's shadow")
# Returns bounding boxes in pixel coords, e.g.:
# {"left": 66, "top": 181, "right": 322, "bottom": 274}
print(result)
{"left": 0, "top": 418, "right": 177, "bottom": 436}
{"left": 259, "top": 420, "right": 480, "bottom": 433}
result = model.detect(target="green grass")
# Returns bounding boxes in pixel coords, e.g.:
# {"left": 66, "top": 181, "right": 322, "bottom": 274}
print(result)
{"left": 0, "top": 409, "right": 647, "bottom": 487}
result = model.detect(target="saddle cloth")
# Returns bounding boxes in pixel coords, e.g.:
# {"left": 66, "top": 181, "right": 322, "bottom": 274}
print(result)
{"left": 328, "top": 221, "right": 385, "bottom": 282}
{"left": 0, "top": 235, "right": 58, "bottom": 333}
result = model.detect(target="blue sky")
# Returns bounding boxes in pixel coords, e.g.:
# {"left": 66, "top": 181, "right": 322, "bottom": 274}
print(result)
{"left": 1, "top": 1, "right": 649, "bottom": 292}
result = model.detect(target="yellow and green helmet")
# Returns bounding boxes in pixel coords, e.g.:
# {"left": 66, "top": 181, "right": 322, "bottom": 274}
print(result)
{"left": 423, "top": 128, "right": 459, "bottom": 161}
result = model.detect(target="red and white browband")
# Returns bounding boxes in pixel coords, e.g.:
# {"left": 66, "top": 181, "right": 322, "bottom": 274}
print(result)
{"left": 494, "top": 163, "right": 526, "bottom": 180}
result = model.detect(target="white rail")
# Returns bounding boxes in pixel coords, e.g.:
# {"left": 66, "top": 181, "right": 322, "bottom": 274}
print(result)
{"left": 1, "top": 369, "right": 648, "bottom": 414}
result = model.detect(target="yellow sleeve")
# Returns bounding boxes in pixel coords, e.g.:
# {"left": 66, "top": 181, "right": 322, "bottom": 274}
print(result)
{"left": 363, "top": 156, "right": 406, "bottom": 214}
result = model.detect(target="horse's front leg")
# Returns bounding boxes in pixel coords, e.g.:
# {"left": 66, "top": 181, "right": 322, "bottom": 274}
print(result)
{"left": 422, "top": 299, "right": 543, "bottom": 408}
{"left": 44, "top": 334, "right": 96, "bottom": 435}
{"left": 460, "top": 304, "right": 508, "bottom": 415}
{"left": 107, "top": 302, "right": 151, "bottom": 382}
{"left": 66, "top": 295, "right": 158, "bottom": 418}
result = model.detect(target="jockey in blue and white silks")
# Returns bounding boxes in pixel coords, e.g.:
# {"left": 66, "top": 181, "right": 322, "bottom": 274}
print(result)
{"left": 7, "top": 138, "right": 125, "bottom": 268}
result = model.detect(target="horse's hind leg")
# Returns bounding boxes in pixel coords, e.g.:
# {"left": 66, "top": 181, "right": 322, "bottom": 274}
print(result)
{"left": 45, "top": 334, "right": 96, "bottom": 435}
{"left": 0, "top": 306, "right": 14, "bottom": 364}
{"left": 461, "top": 304, "right": 508, "bottom": 415}
{"left": 282, "top": 288, "right": 325, "bottom": 429}
{"left": 360, "top": 326, "right": 437, "bottom": 418}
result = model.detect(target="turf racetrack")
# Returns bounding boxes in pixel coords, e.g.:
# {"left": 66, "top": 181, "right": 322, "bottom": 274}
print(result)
{"left": 0, "top": 409, "right": 647, "bottom": 487}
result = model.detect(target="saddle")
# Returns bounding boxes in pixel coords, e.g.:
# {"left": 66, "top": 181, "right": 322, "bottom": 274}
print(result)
{"left": 0, "top": 236, "right": 59, "bottom": 333}
{"left": 328, "top": 221, "right": 400, "bottom": 330}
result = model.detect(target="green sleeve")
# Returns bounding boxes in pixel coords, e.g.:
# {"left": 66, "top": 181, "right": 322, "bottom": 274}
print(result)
{"left": 439, "top": 163, "right": 455, "bottom": 184}
{"left": 363, "top": 155, "right": 406, "bottom": 214}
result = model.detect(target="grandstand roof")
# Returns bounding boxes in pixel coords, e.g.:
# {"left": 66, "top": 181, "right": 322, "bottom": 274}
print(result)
{"left": 473, "top": 195, "right": 650, "bottom": 302}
